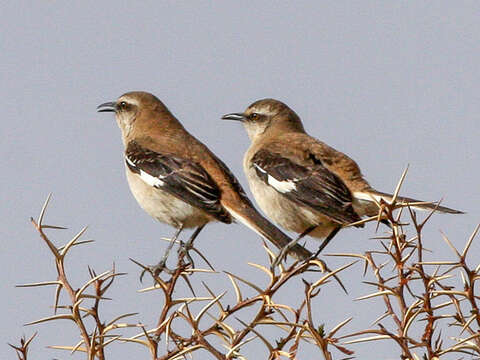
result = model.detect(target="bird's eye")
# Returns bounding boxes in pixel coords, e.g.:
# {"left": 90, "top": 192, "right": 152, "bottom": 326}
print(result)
{"left": 250, "top": 113, "right": 259, "bottom": 120}
{"left": 119, "top": 101, "right": 128, "bottom": 109}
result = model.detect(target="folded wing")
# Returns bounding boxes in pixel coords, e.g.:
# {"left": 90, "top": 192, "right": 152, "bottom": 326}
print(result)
{"left": 126, "top": 141, "right": 232, "bottom": 223}
{"left": 251, "top": 149, "right": 362, "bottom": 226}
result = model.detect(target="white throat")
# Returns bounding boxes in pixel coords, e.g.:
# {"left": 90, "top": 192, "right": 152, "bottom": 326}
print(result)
{"left": 243, "top": 121, "right": 268, "bottom": 142}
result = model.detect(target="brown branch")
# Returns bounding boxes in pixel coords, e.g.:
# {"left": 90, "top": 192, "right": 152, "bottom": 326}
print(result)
{"left": 31, "top": 217, "right": 93, "bottom": 356}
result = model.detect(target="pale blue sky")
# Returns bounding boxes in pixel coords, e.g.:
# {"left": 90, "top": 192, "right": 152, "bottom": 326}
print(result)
{"left": 2, "top": 2, "right": 479, "bottom": 359}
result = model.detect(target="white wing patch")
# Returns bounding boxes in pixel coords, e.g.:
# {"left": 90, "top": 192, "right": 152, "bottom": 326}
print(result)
{"left": 254, "top": 163, "right": 297, "bottom": 193}
{"left": 267, "top": 174, "right": 297, "bottom": 193}
{"left": 126, "top": 156, "right": 165, "bottom": 188}
{"left": 353, "top": 191, "right": 430, "bottom": 212}
{"left": 353, "top": 191, "right": 384, "bottom": 203}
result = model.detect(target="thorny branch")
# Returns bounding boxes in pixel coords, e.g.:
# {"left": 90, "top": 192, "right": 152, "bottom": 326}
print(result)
{"left": 13, "top": 188, "right": 480, "bottom": 359}
{"left": 337, "top": 174, "right": 480, "bottom": 359}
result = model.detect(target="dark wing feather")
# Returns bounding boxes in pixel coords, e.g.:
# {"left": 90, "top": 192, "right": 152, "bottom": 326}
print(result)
{"left": 252, "top": 149, "right": 361, "bottom": 225}
{"left": 126, "top": 141, "right": 231, "bottom": 223}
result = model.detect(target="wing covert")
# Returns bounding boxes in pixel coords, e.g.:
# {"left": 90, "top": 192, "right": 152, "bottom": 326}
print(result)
{"left": 251, "top": 149, "right": 361, "bottom": 225}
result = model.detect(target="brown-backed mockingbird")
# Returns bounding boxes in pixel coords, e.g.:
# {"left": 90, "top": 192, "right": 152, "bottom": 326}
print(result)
{"left": 222, "top": 98, "right": 462, "bottom": 259}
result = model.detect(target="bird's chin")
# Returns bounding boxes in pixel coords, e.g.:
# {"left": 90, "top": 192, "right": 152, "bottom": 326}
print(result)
{"left": 244, "top": 123, "right": 267, "bottom": 142}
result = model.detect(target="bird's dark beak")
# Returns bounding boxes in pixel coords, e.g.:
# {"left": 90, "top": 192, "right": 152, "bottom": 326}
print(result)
{"left": 97, "top": 102, "right": 116, "bottom": 113}
{"left": 221, "top": 113, "right": 246, "bottom": 122}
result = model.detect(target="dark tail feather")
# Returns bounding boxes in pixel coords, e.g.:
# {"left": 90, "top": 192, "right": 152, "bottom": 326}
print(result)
{"left": 224, "top": 204, "right": 312, "bottom": 260}
{"left": 369, "top": 191, "right": 464, "bottom": 214}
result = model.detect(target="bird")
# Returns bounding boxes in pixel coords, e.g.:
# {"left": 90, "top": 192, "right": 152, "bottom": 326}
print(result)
{"left": 97, "top": 92, "right": 312, "bottom": 274}
{"left": 222, "top": 98, "right": 463, "bottom": 258}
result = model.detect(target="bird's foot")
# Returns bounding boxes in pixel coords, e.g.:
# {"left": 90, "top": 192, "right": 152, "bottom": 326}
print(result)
{"left": 135, "top": 237, "right": 177, "bottom": 282}
{"left": 177, "top": 240, "right": 195, "bottom": 268}
{"left": 271, "top": 226, "right": 319, "bottom": 271}
{"left": 139, "top": 260, "right": 176, "bottom": 282}
{"left": 271, "top": 243, "right": 295, "bottom": 271}
{"left": 176, "top": 240, "right": 215, "bottom": 272}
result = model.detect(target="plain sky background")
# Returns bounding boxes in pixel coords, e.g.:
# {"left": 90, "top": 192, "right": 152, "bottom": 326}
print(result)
{"left": 2, "top": 2, "right": 479, "bottom": 359}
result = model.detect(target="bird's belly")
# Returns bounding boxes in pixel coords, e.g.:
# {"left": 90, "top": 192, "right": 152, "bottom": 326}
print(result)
{"left": 246, "top": 170, "right": 336, "bottom": 239}
{"left": 126, "top": 169, "right": 211, "bottom": 228}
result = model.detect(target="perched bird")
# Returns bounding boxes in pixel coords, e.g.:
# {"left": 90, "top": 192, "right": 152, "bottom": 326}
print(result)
{"left": 222, "top": 99, "right": 462, "bottom": 256}
{"left": 97, "top": 92, "right": 311, "bottom": 272}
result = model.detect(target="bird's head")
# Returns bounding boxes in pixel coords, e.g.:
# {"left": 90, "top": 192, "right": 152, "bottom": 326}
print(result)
{"left": 222, "top": 99, "right": 305, "bottom": 142}
{"left": 97, "top": 91, "right": 172, "bottom": 140}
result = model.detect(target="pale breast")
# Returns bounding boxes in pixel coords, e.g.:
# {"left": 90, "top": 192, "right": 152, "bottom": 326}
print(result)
{"left": 125, "top": 168, "right": 212, "bottom": 228}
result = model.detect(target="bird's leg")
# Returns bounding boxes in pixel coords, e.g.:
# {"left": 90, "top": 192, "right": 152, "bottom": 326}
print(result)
{"left": 178, "top": 224, "right": 206, "bottom": 268}
{"left": 312, "top": 226, "right": 341, "bottom": 258}
{"left": 271, "top": 225, "right": 317, "bottom": 269}
{"left": 141, "top": 226, "right": 184, "bottom": 280}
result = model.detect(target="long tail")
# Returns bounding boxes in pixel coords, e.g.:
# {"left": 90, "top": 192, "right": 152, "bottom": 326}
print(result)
{"left": 223, "top": 204, "right": 312, "bottom": 260}
{"left": 354, "top": 190, "right": 464, "bottom": 216}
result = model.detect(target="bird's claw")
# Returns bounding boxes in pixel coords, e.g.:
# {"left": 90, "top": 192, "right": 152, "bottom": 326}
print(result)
{"left": 178, "top": 240, "right": 195, "bottom": 268}
{"left": 271, "top": 246, "right": 290, "bottom": 271}
{"left": 139, "top": 260, "right": 175, "bottom": 282}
